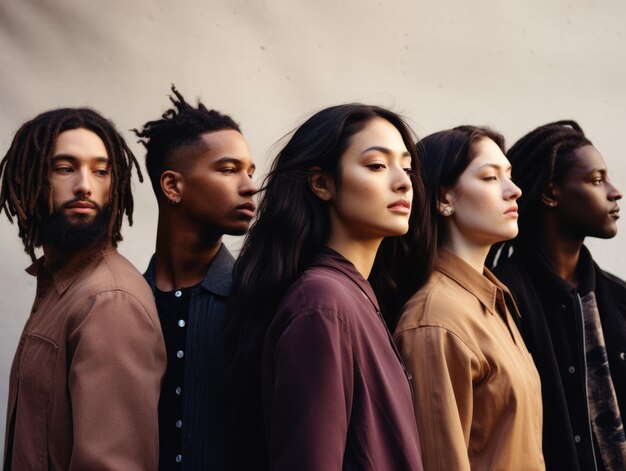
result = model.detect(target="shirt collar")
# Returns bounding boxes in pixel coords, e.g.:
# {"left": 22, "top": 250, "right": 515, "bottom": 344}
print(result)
{"left": 308, "top": 247, "right": 381, "bottom": 312}
{"left": 436, "top": 249, "right": 518, "bottom": 317}
{"left": 144, "top": 243, "right": 235, "bottom": 297}
{"left": 26, "top": 244, "right": 111, "bottom": 295}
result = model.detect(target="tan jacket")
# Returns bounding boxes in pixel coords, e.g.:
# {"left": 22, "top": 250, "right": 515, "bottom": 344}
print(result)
{"left": 394, "top": 250, "right": 544, "bottom": 471}
{"left": 4, "top": 246, "right": 166, "bottom": 470}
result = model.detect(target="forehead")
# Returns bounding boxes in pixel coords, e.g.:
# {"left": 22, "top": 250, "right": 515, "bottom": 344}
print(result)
{"left": 196, "top": 129, "right": 252, "bottom": 163}
{"left": 568, "top": 145, "right": 607, "bottom": 175}
{"left": 53, "top": 128, "right": 108, "bottom": 159}
{"left": 465, "top": 137, "right": 508, "bottom": 169}
{"left": 347, "top": 117, "right": 408, "bottom": 153}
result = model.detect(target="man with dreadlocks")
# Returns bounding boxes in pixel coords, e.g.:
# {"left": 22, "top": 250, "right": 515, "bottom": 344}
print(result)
{"left": 0, "top": 108, "right": 166, "bottom": 470}
{"left": 133, "top": 86, "right": 257, "bottom": 470}
{"left": 490, "top": 121, "right": 626, "bottom": 471}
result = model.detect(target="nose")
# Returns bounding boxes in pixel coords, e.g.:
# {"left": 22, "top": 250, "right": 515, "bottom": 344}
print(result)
{"left": 241, "top": 172, "right": 258, "bottom": 196}
{"left": 608, "top": 182, "right": 622, "bottom": 201}
{"left": 393, "top": 166, "right": 412, "bottom": 193}
{"left": 74, "top": 167, "right": 93, "bottom": 197}
{"left": 505, "top": 178, "right": 522, "bottom": 200}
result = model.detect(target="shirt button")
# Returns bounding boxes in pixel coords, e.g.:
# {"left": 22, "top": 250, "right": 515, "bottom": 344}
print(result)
{"left": 175, "top": 454, "right": 182, "bottom": 463}
{"left": 620, "top": 352, "right": 625, "bottom": 360}
{"left": 175, "top": 386, "right": 182, "bottom": 395}
{"left": 178, "top": 319, "right": 186, "bottom": 327}
{"left": 574, "top": 435, "right": 581, "bottom": 443}
{"left": 177, "top": 350, "right": 184, "bottom": 359}
{"left": 176, "top": 419, "right": 182, "bottom": 428}
{"left": 568, "top": 366, "right": 576, "bottom": 374}
{"left": 175, "top": 290, "right": 182, "bottom": 298}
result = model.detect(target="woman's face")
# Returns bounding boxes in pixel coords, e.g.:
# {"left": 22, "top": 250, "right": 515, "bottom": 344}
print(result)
{"left": 550, "top": 145, "right": 622, "bottom": 240}
{"left": 442, "top": 137, "right": 521, "bottom": 248}
{"left": 326, "top": 117, "right": 413, "bottom": 242}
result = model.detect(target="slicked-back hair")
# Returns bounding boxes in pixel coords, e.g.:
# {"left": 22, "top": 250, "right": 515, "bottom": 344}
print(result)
{"left": 488, "top": 120, "right": 592, "bottom": 265}
{"left": 416, "top": 125, "right": 505, "bottom": 280}
{"left": 133, "top": 85, "right": 241, "bottom": 199}
{"left": 221, "top": 104, "right": 431, "bottom": 468}
{"left": 0, "top": 108, "right": 142, "bottom": 262}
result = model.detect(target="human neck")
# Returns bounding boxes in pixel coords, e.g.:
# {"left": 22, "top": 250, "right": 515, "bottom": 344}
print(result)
{"left": 536, "top": 219, "right": 583, "bottom": 287}
{"left": 153, "top": 215, "right": 223, "bottom": 291}
{"left": 441, "top": 233, "right": 489, "bottom": 274}
{"left": 326, "top": 232, "right": 382, "bottom": 279}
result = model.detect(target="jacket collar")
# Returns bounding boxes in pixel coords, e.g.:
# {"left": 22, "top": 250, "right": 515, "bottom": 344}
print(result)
{"left": 436, "top": 249, "right": 518, "bottom": 317}
{"left": 308, "top": 247, "right": 380, "bottom": 312}
{"left": 144, "top": 243, "right": 235, "bottom": 297}
{"left": 26, "top": 243, "right": 112, "bottom": 295}
{"left": 516, "top": 240, "right": 596, "bottom": 296}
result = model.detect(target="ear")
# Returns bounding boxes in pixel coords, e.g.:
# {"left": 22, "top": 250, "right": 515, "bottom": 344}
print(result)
{"left": 160, "top": 170, "right": 183, "bottom": 204}
{"left": 540, "top": 183, "right": 559, "bottom": 208}
{"left": 437, "top": 187, "right": 454, "bottom": 213}
{"left": 309, "top": 166, "right": 335, "bottom": 202}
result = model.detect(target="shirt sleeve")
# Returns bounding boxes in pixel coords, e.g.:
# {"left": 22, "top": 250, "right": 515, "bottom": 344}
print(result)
{"left": 395, "top": 325, "right": 480, "bottom": 471}
{"left": 263, "top": 308, "right": 353, "bottom": 471}
{"left": 67, "top": 289, "right": 166, "bottom": 470}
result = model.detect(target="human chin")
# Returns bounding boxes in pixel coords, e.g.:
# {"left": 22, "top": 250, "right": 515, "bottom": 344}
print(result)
{"left": 40, "top": 204, "right": 111, "bottom": 251}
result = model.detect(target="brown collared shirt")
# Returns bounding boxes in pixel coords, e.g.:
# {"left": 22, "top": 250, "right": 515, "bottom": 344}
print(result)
{"left": 4, "top": 246, "right": 166, "bottom": 470}
{"left": 394, "top": 250, "right": 544, "bottom": 471}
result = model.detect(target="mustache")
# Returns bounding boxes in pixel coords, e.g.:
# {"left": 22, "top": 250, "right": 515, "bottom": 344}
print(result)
{"left": 60, "top": 197, "right": 102, "bottom": 212}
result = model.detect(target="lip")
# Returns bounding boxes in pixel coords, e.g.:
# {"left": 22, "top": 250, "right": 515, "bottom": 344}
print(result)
{"left": 65, "top": 201, "right": 96, "bottom": 214}
{"left": 388, "top": 199, "right": 411, "bottom": 215}
{"left": 236, "top": 201, "right": 256, "bottom": 219}
{"left": 609, "top": 206, "right": 620, "bottom": 219}
{"left": 504, "top": 205, "right": 519, "bottom": 218}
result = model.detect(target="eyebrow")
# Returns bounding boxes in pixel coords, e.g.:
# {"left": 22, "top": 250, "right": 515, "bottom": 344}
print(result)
{"left": 51, "top": 155, "right": 109, "bottom": 164}
{"left": 214, "top": 157, "right": 256, "bottom": 171}
{"left": 476, "top": 163, "right": 512, "bottom": 172}
{"left": 361, "top": 146, "right": 411, "bottom": 158}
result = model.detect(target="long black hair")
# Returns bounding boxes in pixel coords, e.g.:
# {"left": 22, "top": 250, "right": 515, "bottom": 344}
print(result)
{"left": 489, "top": 120, "right": 592, "bottom": 265}
{"left": 0, "top": 108, "right": 142, "bottom": 261}
{"left": 221, "top": 103, "right": 430, "bottom": 469}
{"left": 409, "top": 125, "right": 505, "bottom": 286}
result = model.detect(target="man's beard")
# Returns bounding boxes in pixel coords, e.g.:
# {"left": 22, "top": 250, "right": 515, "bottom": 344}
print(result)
{"left": 39, "top": 202, "right": 112, "bottom": 252}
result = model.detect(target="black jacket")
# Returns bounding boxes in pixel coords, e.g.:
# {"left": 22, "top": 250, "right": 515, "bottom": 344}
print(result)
{"left": 494, "top": 243, "right": 626, "bottom": 471}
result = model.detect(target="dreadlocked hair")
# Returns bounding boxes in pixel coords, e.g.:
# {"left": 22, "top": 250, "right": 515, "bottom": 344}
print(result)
{"left": 0, "top": 107, "right": 143, "bottom": 262}
{"left": 132, "top": 84, "right": 241, "bottom": 199}
{"left": 489, "top": 120, "right": 591, "bottom": 265}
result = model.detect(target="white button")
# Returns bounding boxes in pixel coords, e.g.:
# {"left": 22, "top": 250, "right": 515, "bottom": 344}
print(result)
{"left": 178, "top": 319, "right": 186, "bottom": 327}
{"left": 574, "top": 435, "right": 581, "bottom": 443}
{"left": 568, "top": 366, "right": 575, "bottom": 374}
{"left": 175, "top": 290, "right": 182, "bottom": 298}
{"left": 175, "top": 386, "right": 182, "bottom": 395}
{"left": 176, "top": 419, "right": 182, "bottom": 428}
{"left": 175, "top": 454, "right": 182, "bottom": 463}
{"left": 177, "top": 350, "right": 184, "bottom": 359}
{"left": 620, "top": 352, "right": 625, "bottom": 360}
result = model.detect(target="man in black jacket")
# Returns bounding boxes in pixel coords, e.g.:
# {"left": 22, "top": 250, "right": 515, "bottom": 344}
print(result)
{"left": 492, "top": 120, "right": 626, "bottom": 471}
{"left": 133, "top": 86, "right": 257, "bottom": 470}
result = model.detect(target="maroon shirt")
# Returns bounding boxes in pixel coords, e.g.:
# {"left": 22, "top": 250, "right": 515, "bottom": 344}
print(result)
{"left": 262, "top": 248, "right": 423, "bottom": 471}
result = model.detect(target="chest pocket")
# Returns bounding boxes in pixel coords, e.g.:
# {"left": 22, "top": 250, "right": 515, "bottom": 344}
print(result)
{"left": 14, "top": 333, "right": 58, "bottom": 468}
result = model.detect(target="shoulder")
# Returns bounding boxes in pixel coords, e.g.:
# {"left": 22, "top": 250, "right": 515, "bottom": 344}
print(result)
{"left": 69, "top": 250, "right": 158, "bottom": 325}
{"left": 396, "top": 270, "right": 476, "bottom": 333}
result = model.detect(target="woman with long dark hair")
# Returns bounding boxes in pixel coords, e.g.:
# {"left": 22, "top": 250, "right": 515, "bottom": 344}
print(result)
{"left": 223, "top": 104, "right": 428, "bottom": 470}
{"left": 394, "top": 126, "right": 544, "bottom": 471}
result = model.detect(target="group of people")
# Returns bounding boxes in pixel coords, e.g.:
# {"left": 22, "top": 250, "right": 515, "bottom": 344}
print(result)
{"left": 0, "top": 86, "right": 624, "bottom": 471}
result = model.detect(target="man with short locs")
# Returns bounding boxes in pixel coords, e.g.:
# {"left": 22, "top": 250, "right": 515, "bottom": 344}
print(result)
{"left": 0, "top": 108, "right": 166, "bottom": 470}
{"left": 133, "top": 86, "right": 257, "bottom": 470}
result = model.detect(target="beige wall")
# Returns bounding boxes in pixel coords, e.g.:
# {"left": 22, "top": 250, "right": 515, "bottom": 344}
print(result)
{"left": 1, "top": 0, "right": 625, "bottom": 450}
